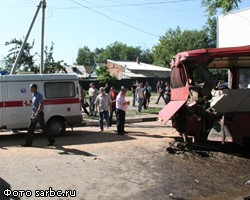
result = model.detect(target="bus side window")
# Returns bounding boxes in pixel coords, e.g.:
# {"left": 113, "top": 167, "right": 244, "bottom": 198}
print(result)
{"left": 239, "top": 68, "right": 250, "bottom": 89}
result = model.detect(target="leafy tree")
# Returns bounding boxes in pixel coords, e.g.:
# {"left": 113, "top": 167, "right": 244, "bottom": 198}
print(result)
{"left": 202, "top": 0, "right": 241, "bottom": 16}
{"left": 153, "top": 27, "right": 210, "bottom": 67}
{"left": 93, "top": 47, "right": 105, "bottom": 62}
{"left": 95, "top": 41, "right": 142, "bottom": 63}
{"left": 203, "top": 17, "right": 217, "bottom": 48}
{"left": 76, "top": 46, "right": 95, "bottom": 66}
{"left": 140, "top": 49, "right": 154, "bottom": 64}
{"left": 3, "top": 38, "right": 66, "bottom": 74}
{"left": 4, "top": 38, "right": 38, "bottom": 73}
{"left": 95, "top": 65, "right": 117, "bottom": 82}
{"left": 77, "top": 42, "right": 154, "bottom": 65}
{"left": 44, "top": 42, "right": 67, "bottom": 74}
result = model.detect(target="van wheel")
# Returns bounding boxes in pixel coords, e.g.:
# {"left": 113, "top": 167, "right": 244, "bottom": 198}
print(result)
{"left": 47, "top": 117, "right": 66, "bottom": 137}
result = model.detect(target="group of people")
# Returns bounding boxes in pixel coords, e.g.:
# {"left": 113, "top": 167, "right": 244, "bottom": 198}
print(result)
{"left": 155, "top": 81, "right": 171, "bottom": 105}
{"left": 81, "top": 83, "right": 129, "bottom": 135}
{"left": 131, "top": 81, "right": 152, "bottom": 113}
{"left": 20, "top": 80, "right": 170, "bottom": 147}
{"left": 80, "top": 80, "right": 170, "bottom": 135}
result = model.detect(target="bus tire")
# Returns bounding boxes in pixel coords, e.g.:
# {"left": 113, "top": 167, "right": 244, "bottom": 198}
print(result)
{"left": 47, "top": 117, "right": 66, "bottom": 137}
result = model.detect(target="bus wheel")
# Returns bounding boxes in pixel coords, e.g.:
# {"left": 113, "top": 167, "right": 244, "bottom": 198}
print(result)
{"left": 47, "top": 117, "right": 66, "bottom": 137}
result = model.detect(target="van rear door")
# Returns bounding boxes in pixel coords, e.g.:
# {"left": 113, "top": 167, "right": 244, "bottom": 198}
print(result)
{"left": 3, "top": 81, "right": 34, "bottom": 129}
{"left": 0, "top": 76, "right": 3, "bottom": 128}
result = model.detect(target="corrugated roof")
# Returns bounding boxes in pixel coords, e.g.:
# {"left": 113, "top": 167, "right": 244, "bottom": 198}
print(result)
{"left": 121, "top": 72, "right": 146, "bottom": 78}
{"left": 108, "top": 60, "right": 171, "bottom": 71}
{"left": 65, "top": 65, "right": 89, "bottom": 78}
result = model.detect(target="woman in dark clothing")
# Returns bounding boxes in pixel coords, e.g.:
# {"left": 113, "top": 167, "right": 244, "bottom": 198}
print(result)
{"left": 109, "top": 87, "right": 118, "bottom": 126}
{"left": 80, "top": 86, "right": 89, "bottom": 116}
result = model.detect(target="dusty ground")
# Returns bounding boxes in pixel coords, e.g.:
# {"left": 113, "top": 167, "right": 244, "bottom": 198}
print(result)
{"left": 0, "top": 122, "right": 250, "bottom": 200}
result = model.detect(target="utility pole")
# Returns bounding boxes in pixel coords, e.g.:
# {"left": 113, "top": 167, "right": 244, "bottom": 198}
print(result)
{"left": 40, "top": 0, "right": 46, "bottom": 74}
{"left": 10, "top": 1, "right": 43, "bottom": 74}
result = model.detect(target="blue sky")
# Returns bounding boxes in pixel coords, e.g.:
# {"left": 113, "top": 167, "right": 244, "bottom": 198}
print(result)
{"left": 0, "top": 0, "right": 250, "bottom": 65}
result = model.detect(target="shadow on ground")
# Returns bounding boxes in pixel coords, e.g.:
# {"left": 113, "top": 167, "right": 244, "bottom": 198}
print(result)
{"left": 0, "top": 130, "right": 137, "bottom": 149}
{"left": 126, "top": 123, "right": 172, "bottom": 129}
{"left": 0, "top": 177, "right": 20, "bottom": 200}
{"left": 132, "top": 132, "right": 168, "bottom": 139}
{"left": 166, "top": 136, "right": 250, "bottom": 160}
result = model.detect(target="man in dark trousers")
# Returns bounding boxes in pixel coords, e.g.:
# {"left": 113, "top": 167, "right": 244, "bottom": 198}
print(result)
{"left": 156, "top": 81, "right": 165, "bottom": 104}
{"left": 109, "top": 86, "right": 118, "bottom": 127}
{"left": 116, "top": 87, "right": 130, "bottom": 135}
{"left": 164, "top": 82, "right": 171, "bottom": 104}
{"left": 22, "top": 84, "right": 55, "bottom": 147}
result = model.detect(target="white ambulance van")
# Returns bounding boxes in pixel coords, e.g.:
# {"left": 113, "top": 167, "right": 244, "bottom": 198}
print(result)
{"left": 0, "top": 74, "right": 82, "bottom": 136}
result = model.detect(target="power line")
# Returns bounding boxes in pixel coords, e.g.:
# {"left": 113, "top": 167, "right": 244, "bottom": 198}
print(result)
{"left": 77, "top": 0, "right": 166, "bottom": 30}
{"left": 51, "top": 5, "right": 198, "bottom": 12}
{"left": 88, "top": 0, "right": 198, "bottom": 8}
{"left": 139, "top": 5, "right": 200, "bottom": 12}
{"left": 69, "top": 0, "right": 160, "bottom": 38}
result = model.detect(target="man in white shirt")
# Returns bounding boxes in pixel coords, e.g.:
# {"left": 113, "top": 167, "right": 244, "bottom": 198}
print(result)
{"left": 95, "top": 87, "right": 112, "bottom": 132}
{"left": 116, "top": 87, "right": 130, "bottom": 135}
{"left": 136, "top": 83, "right": 144, "bottom": 113}
{"left": 88, "top": 83, "right": 99, "bottom": 116}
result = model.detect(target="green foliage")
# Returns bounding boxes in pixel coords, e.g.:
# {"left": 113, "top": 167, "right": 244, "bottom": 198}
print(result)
{"left": 153, "top": 27, "right": 210, "bottom": 67}
{"left": 78, "top": 42, "right": 154, "bottom": 65}
{"left": 202, "top": 0, "right": 241, "bottom": 16}
{"left": 76, "top": 46, "right": 95, "bottom": 66}
{"left": 95, "top": 41, "right": 141, "bottom": 62}
{"left": 44, "top": 42, "right": 67, "bottom": 74}
{"left": 203, "top": 17, "right": 217, "bottom": 48}
{"left": 95, "top": 65, "right": 117, "bottom": 82}
{"left": 3, "top": 38, "right": 66, "bottom": 74}
{"left": 4, "top": 38, "right": 38, "bottom": 73}
{"left": 209, "top": 68, "right": 228, "bottom": 82}
{"left": 140, "top": 49, "right": 154, "bottom": 64}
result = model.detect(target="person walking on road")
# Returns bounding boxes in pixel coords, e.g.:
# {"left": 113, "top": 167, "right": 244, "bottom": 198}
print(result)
{"left": 136, "top": 83, "right": 144, "bottom": 113}
{"left": 131, "top": 81, "right": 137, "bottom": 107}
{"left": 156, "top": 81, "right": 161, "bottom": 93}
{"left": 143, "top": 82, "right": 151, "bottom": 109}
{"left": 146, "top": 82, "right": 152, "bottom": 107}
{"left": 116, "top": 87, "right": 130, "bottom": 135}
{"left": 95, "top": 87, "right": 112, "bottom": 132}
{"left": 88, "top": 83, "right": 99, "bottom": 116}
{"left": 109, "top": 86, "right": 118, "bottom": 127}
{"left": 80, "top": 86, "right": 90, "bottom": 116}
{"left": 164, "top": 82, "right": 171, "bottom": 104}
{"left": 22, "top": 84, "right": 55, "bottom": 147}
{"left": 156, "top": 81, "right": 165, "bottom": 104}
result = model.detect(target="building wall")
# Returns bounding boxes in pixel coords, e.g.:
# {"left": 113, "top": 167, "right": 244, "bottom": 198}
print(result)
{"left": 107, "top": 61, "right": 125, "bottom": 79}
{"left": 130, "top": 70, "right": 170, "bottom": 78}
{"left": 218, "top": 8, "right": 250, "bottom": 47}
{"left": 107, "top": 61, "right": 170, "bottom": 79}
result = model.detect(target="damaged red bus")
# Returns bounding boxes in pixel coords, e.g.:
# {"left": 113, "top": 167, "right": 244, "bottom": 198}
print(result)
{"left": 158, "top": 46, "right": 250, "bottom": 145}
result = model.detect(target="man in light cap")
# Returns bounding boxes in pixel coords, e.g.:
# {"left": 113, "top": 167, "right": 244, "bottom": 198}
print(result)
{"left": 95, "top": 87, "right": 112, "bottom": 132}
{"left": 116, "top": 86, "right": 130, "bottom": 135}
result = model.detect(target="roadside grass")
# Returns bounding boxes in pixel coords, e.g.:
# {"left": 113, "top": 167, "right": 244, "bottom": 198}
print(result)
{"left": 126, "top": 107, "right": 161, "bottom": 116}
{"left": 126, "top": 91, "right": 157, "bottom": 97}
{"left": 84, "top": 107, "right": 161, "bottom": 119}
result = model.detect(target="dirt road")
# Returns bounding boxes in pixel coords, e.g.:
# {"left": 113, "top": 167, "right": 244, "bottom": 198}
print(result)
{"left": 0, "top": 122, "right": 250, "bottom": 200}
